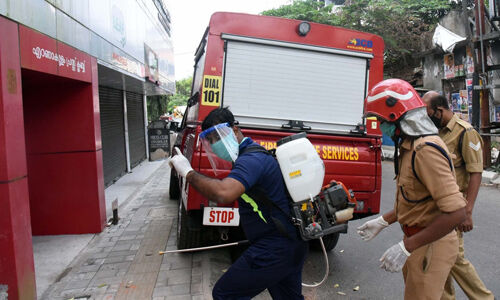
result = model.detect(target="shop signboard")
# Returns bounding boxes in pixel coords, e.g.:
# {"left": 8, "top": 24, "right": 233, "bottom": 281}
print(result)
{"left": 19, "top": 25, "right": 91, "bottom": 82}
{"left": 144, "top": 43, "right": 159, "bottom": 83}
{"left": 148, "top": 128, "right": 170, "bottom": 158}
{"left": 57, "top": 42, "right": 91, "bottom": 82}
{"left": 19, "top": 25, "right": 58, "bottom": 76}
{"left": 111, "top": 51, "right": 145, "bottom": 78}
{"left": 2, "top": 0, "right": 175, "bottom": 93}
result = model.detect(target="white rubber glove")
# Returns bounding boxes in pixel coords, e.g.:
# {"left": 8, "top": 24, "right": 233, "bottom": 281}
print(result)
{"left": 357, "top": 215, "right": 389, "bottom": 241}
{"left": 169, "top": 147, "right": 194, "bottom": 178}
{"left": 379, "top": 241, "right": 411, "bottom": 273}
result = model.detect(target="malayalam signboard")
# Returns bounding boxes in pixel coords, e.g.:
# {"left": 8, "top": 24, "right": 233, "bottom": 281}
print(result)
{"left": 19, "top": 25, "right": 91, "bottom": 82}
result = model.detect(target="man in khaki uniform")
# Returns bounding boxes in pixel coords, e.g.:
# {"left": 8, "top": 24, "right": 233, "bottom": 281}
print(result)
{"left": 423, "top": 91, "right": 494, "bottom": 300}
{"left": 357, "top": 79, "right": 466, "bottom": 300}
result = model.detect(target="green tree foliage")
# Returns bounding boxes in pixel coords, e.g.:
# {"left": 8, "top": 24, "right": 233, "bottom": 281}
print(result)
{"left": 167, "top": 77, "right": 192, "bottom": 112}
{"left": 147, "top": 77, "right": 192, "bottom": 122}
{"left": 263, "top": 0, "right": 338, "bottom": 25}
{"left": 262, "top": 0, "right": 459, "bottom": 79}
{"left": 147, "top": 95, "right": 167, "bottom": 123}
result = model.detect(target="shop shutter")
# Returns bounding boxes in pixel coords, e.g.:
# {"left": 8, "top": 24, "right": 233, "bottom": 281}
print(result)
{"left": 126, "top": 91, "right": 146, "bottom": 168}
{"left": 99, "top": 86, "right": 126, "bottom": 186}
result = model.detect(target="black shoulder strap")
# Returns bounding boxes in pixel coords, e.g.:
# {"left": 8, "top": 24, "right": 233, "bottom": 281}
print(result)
{"left": 245, "top": 186, "right": 294, "bottom": 239}
{"left": 239, "top": 144, "right": 272, "bottom": 156}
{"left": 457, "top": 127, "right": 476, "bottom": 168}
{"left": 458, "top": 127, "right": 467, "bottom": 155}
{"left": 240, "top": 144, "right": 297, "bottom": 238}
{"left": 412, "top": 142, "right": 453, "bottom": 184}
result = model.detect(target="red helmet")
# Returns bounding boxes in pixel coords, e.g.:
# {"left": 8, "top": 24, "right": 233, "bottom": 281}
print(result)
{"left": 364, "top": 79, "right": 425, "bottom": 122}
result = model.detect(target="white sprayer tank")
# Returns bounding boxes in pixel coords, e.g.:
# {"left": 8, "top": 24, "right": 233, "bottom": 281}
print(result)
{"left": 275, "top": 133, "right": 325, "bottom": 202}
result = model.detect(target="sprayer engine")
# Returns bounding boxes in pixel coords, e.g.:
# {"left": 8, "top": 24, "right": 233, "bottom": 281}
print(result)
{"left": 291, "top": 181, "right": 356, "bottom": 241}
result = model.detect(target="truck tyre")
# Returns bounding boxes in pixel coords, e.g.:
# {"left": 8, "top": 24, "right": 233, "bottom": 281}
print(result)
{"left": 176, "top": 201, "right": 202, "bottom": 249}
{"left": 310, "top": 233, "right": 340, "bottom": 252}
{"left": 169, "top": 168, "right": 180, "bottom": 200}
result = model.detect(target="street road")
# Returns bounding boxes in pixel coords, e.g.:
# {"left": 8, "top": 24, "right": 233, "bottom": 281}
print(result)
{"left": 194, "top": 161, "right": 499, "bottom": 299}
{"left": 300, "top": 161, "right": 500, "bottom": 299}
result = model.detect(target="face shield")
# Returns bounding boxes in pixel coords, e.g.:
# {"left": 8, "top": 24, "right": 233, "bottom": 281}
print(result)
{"left": 199, "top": 123, "right": 239, "bottom": 174}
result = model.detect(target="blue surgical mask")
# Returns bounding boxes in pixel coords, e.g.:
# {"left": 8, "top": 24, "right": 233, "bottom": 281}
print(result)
{"left": 380, "top": 122, "right": 396, "bottom": 138}
{"left": 211, "top": 135, "right": 239, "bottom": 162}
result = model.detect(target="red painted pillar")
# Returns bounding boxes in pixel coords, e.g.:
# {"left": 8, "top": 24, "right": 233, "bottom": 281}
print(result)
{"left": 0, "top": 17, "right": 36, "bottom": 300}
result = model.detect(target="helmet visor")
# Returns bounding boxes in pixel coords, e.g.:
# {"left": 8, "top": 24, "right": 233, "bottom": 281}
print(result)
{"left": 199, "top": 123, "right": 239, "bottom": 175}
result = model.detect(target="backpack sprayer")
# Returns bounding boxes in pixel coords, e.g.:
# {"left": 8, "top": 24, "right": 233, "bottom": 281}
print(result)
{"left": 161, "top": 133, "right": 356, "bottom": 287}
{"left": 275, "top": 132, "right": 357, "bottom": 287}
{"left": 276, "top": 133, "right": 357, "bottom": 241}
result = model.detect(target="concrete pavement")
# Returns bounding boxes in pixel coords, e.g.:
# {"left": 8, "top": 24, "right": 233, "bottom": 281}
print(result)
{"left": 40, "top": 158, "right": 500, "bottom": 299}
{"left": 42, "top": 161, "right": 235, "bottom": 300}
{"left": 35, "top": 160, "right": 165, "bottom": 299}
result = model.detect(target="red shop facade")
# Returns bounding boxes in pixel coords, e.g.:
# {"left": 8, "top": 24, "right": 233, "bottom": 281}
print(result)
{"left": 0, "top": 16, "right": 105, "bottom": 299}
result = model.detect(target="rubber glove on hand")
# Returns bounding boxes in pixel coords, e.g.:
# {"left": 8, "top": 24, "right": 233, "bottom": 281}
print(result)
{"left": 357, "top": 215, "right": 389, "bottom": 241}
{"left": 169, "top": 147, "right": 194, "bottom": 178}
{"left": 379, "top": 241, "right": 411, "bottom": 273}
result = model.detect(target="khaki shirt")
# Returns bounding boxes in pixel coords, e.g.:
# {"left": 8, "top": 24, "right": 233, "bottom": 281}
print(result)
{"left": 395, "top": 135, "right": 466, "bottom": 227}
{"left": 439, "top": 114, "right": 483, "bottom": 193}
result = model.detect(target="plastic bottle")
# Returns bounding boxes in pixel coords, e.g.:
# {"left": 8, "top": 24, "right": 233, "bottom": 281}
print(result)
{"left": 275, "top": 133, "right": 325, "bottom": 202}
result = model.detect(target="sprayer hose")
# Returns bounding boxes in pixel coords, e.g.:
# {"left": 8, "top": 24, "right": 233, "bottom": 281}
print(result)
{"left": 159, "top": 240, "right": 249, "bottom": 254}
{"left": 301, "top": 236, "right": 329, "bottom": 288}
{"left": 161, "top": 237, "right": 330, "bottom": 288}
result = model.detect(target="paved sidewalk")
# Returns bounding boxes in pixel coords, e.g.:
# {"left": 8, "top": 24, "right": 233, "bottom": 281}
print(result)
{"left": 43, "top": 162, "right": 232, "bottom": 300}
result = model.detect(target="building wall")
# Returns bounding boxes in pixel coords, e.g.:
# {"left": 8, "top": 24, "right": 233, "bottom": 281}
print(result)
{"left": 0, "top": 0, "right": 175, "bottom": 94}
{"left": 0, "top": 17, "right": 36, "bottom": 300}
{"left": 423, "top": 54, "right": 445, "bottom": 91}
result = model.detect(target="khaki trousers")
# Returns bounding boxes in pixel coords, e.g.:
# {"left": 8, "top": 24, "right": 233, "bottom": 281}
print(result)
{"left": 402, "top": 231, "right": 458, "bottom": 300}
{"left": 441, "top": 231, "right": 494, "bottom": 300}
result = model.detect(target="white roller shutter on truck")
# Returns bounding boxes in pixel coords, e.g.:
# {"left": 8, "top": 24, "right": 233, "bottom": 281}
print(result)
{"left": 221, "top": 34, "right": 372, "bottom": 134}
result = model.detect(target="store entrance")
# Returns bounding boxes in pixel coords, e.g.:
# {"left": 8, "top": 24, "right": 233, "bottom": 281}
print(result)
{"left": 21, "top": 69, "right": 105, "bottom": 235}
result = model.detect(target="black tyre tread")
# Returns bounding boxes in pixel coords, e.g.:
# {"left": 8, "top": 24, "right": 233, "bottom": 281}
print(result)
{"left": 169, "top": 168, "right": 180, "bottom": 200}
{"left": 177, "top": 202, "right": 202, "bottom": 249}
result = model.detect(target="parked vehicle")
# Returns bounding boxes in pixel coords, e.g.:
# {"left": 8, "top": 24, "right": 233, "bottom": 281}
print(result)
{"left": 170, "top": 12, "right": 384, "bottom": 251}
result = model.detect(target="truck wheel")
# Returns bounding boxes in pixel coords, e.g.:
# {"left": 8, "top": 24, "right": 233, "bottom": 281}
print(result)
{"left": 176, "top": 201, "right": 202, "bottom": 249}
{"left": 169, "top": 168, "right": 180, "bottom": 200}
{"left": 310, "top": 233, "right": 340, "bottom": 252}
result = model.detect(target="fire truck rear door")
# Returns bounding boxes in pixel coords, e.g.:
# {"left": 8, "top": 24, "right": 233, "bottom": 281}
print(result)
{"left": 221, "top": 34, "right": 373, "bottom": 134}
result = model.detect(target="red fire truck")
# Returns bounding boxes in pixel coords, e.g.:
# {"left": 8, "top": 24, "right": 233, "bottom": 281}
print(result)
{"left": 170, "top": 12, "right": 384, "bottom": 251}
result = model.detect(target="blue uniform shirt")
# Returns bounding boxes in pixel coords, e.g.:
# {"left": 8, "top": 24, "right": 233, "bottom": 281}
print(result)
{"left": 228, "top": 138, "right": 298, "bottom": 242}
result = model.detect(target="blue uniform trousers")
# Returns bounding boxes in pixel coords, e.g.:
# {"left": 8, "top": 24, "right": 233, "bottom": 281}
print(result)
{"left": 212, "top": 236, "right": 308, "bottom": 300}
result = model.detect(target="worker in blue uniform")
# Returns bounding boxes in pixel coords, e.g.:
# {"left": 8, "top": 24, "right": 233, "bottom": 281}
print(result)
{"left": 169, "top": 107, "right": 308, "bottom": 300}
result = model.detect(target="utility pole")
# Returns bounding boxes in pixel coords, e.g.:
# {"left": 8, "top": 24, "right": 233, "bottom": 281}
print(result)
{"left": 474, "top": 0, "right": 492, "bottom": 167}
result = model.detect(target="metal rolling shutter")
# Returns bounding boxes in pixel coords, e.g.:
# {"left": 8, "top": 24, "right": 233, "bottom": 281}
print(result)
{"left": 222, "top": 37, "right": 371, "bottom": 134}
{"left": 126, "top": 91, "right": 146, "bottom": 168}
{"left": 99, "top": 86, "right": 126, "bottom": 186}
